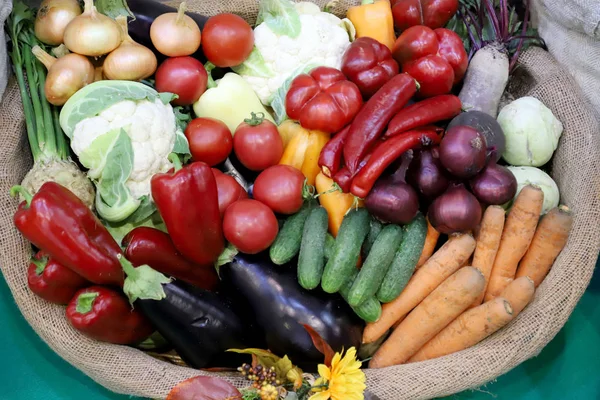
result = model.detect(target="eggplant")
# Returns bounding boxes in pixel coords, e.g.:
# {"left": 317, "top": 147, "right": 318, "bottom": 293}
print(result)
{"left": 220, "top": 253, "right": 364, "bottom": 369}
{"left": 137, "top": 280, "right": 264, "bottom": 369}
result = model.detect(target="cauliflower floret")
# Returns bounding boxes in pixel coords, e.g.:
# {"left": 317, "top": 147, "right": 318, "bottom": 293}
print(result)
{"left": 70, "top": 98, "right": 177, "bottom": 200}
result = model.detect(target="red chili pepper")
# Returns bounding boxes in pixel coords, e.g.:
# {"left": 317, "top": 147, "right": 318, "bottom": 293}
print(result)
{"left": 318, "top": 124, "right": 351, "bottom": 178}
{"left": 385, "top": 95, "right": 462, "bottom": 138}
{"left": 341, "top": 37, "right": 400, "bottom": 99}
{"left": 123, "top": 227, "right": 219, "bottom": 291}
{"left": 343, "top": 73, "right": 417, "bottom": 174}
{"left": 285, "top": 66, "right": 363, "bottom": 134}
{"left": 11, "top": 182, "right": 124, "bottom": 286}
{"left": 27, "top": 250, "right": 88, "bottom": 305}
{"left": 350, "top": 127, "right": 443, "bottom": 198}
{"left": 392, "top": 0, "right": 459, "bottom": 31}
{"left": 392, "top": 26, "right": 467, "bottom": 98}
{"left": 151, "top": 157, "right": 224, "bottom": 267}
{"left": 66, "top": 286, "right": 154, "bottom": 345}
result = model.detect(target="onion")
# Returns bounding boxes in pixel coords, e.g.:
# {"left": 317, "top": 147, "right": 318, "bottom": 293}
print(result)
{"left": 150, "top": 2, "right": 201, "bottom": 57}
{"left": 470, "top": 159, "right": 518, "bottom": 205}
{"left": 34, "top": 0, "right": 82, "bottom": 46}
{"left": 428, "top": 183, "right": 482, "bottom": 234}
{"left": 63, "top": 0, "right": 122, "bottom": 57}
{"left": 439, "top": 125, "right": 488, "bottom": 179}
{"left": 365, "top": 176, "right": 420, "bottom": 224}
{"left": 32, "top": 45, "right": 95, "bottom": 106}
{"left": 406, "top": 147, "right": 450, "bottom": 199}
{"left": 103, "top": 16, "right": 158, "bottom": 81}
{"left": 448, "top": 110, "right": 505, "bottom": 161}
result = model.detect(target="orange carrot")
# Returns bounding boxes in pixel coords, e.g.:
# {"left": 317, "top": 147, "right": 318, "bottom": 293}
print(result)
{"left": 470, "top": 206, "right": 506, "bottom": 307}
{"left": 416, "top": 217, "right": 440, "bottom": 268}
{"left": 369, "top": 267, "right": 485, "bottom": 368}
{"left": 485, "top": 185, "right": 543, "bottom": 301}
{"left": 500, "top": 276, "right": 535, "bottom": 316}
{"left": 408, "top": 297, "right": 513, "bottom": 363}
{"left": 362, "top": 234, "right": 476, "bottom": 344}
{"left": 515, "top": 205, "right": 573, "bottom": 287}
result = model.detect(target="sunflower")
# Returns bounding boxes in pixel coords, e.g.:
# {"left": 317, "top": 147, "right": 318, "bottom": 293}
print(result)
{"left": 309, "top": 347, "right": 366, "bottom": 400}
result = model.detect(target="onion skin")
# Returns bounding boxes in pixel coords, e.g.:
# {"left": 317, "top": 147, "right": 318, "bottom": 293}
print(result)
{"left": 150, "top": 2, "right": 201, "bottom": 57}
{"left": 407, "top": 147, "right": 450, "bottom": 199}
{"left": 428, "top": 183, "right": 482, "bottom": 234}
{"left": 470, "top": 160, "right": 518, "bottom": 205}
{"left": 34, "top": 0, "right": 82, "bottom": 46}
{"left": 365, "top": 176, "right": 420, "bottom": 224}
{"left": 439, "top": 125, "right": 488, "bottom": 179}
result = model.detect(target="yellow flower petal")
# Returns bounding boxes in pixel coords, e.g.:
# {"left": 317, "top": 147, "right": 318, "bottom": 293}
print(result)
{"left": 317, "top": 364, "right": 331, "bottom": 381}
{"left": 309, "top": 391, "right": 331, "bottom": 400}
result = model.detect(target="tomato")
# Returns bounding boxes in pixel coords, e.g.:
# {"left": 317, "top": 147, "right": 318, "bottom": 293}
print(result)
{"left": 201, "top": 13, "right": 254, "bottom": 68}
{"left": 253, "top": 165, "right": 305, "bottom": 214}
{"left": 233, "top": 114, "right": 283, "bottom": 172}
{"left": 223, "top": 199, "right": 278, "bottom": 254}
{"left": 211, "top": 169, "right": 248, "bottom": 216}
{"left": 155, "top": 57, "right": 207, "bottom": 106}
{"left": 185, "top": 118, "right": 232, "bottom": 166}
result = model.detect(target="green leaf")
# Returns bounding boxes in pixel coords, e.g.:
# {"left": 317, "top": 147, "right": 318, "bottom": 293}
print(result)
{"left": 227, "top": 348, "right": 282, "bottom": 369}
{"left": 119, "top": 255, "right": 171, "bottom": 304}
{"left": 231, "top": 47, "right": 274, "bottom": 79}
{"left": 256, "top": 0, "right": 302, "bottom": 38}
{"left": 270, "top": 63, "right": 317, "bottom": 123}
{"left": 94, "top": 0, "right": 134, "bottom": 19}
{"left": 103, "top": 210, "right": 166, "bottom": 246}
{"left": 128, "top": 196, "right": 156, "bottom": 224}
{"left": 159, "top": 92, "right": 177, "bottom": 105}
{"left": 214, "top": 243, "right": 239, "bottom": 275}
{"left": 78, "top": 128, "right": 122, "bottom": 179}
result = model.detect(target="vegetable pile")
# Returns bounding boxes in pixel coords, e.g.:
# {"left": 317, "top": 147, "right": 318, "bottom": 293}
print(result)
{"left": 5, "top": 0, "right": 575, "bottom": 398}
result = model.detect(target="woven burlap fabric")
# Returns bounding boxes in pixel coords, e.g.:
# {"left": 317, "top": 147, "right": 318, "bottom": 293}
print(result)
{"left": 1, "top": 1, "right": 599, "bottom": 399}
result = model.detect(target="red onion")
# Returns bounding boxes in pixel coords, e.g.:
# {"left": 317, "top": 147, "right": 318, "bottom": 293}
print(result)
{"left": 406, "top": 147, "right": 450, "bottom": 199}
{"left": 470, "top": 160, "right": 518, "bottom": 205}
{"left": 365, "top": 176, "right": 419, "bottom": 224}
{"left": 448, "top": 111, "right": 505, "bottom": 162}
{"left": 439, "top": 126, "right": 487, "bottom": 179}
{"left": 428, "top": 183, "right": 482, "bottom": 234}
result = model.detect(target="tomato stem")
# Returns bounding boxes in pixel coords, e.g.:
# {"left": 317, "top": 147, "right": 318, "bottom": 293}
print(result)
{"left": 243, "top": 112, "right": 265, "bottom": 126}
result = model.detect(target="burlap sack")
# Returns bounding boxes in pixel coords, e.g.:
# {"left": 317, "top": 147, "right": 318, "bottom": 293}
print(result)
{"left": 1, "top": 1, "right": 599, "bottom": 399}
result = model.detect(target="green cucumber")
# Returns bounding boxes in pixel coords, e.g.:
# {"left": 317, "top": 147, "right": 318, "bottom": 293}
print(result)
{"left": 377, "top": 213, "right": 428, "bottom": 303}
{"left": 347, "top": 224, "right": 404, "bottom": 306}
{"left": 339, "top": 269, "right": 382, "bottom": 323}
{"left": 269, "top": 204, "right": 312, "bottom": 265}
{"left": 324, "top": 233, "right": 335, "bottom": 261}
{"left": 362, "top": 218, "right": 383, "bottom": 258}
{"left": 321, "top": 208, "right": 370, "bottom": 294}
{"left": 297, "top": 207, "right": 329, "bottom": 290}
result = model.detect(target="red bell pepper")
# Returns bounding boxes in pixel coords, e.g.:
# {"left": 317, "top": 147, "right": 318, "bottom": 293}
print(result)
{"left": 392, "top": 0, "right": 459, "bottom": 31}
{"left": 343, "top": 73, "right": 417, "bottom": 174}
{"left": 27, "top": 250, "right": 88, "bottom": 305}
{"left": 385, "top": 94, "right": 462, "bottom": 138}
{"left": 318, "top": 124, "right": 351, "bottom": 178}
{"left": 151, "top": 157, "right": 224, "bottom": 266}
{"left": 392, "top": 26, "right": 467, "bottom": 98}
{"left": 350, "top": 127, "right": 443, "bottom": 198}
{"left": 123, "top": 227, "right": 219, "bottom": 291}
{"left": 285, "top": 66, "right": 363, "bottom": 134}
{"left": 66, "top": 286, "right": 154, "bottom": 345}
{"left": 341, "top": 37, "right": 400, "bottom": 99}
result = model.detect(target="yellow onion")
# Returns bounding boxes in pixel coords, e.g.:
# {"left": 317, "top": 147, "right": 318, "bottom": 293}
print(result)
{"left": 32, "top": 45, "right": 95, "bottom": 105}
{"left": 34, "top": 0, "right": 82, "bottom": 46}
{"left": 63, "top": 0, "right": 122, "bottom": 57}
{"left": 150, "top": 2, "right": 201, "bottom": 57}
{"left": 103, "top": 16, "right": 158, "bottom": 81}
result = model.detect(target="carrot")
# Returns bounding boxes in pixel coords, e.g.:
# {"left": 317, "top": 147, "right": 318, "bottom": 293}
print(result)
{"left": 408, "top": 297, "right": 513, "bottom": 363}
{"left": 470, "top": 206, "right": 506, "bottom": 307}
{"left": 369, "top": 267, "right": 485, "bottom": 368}
{"left": 362, "top": 234, "right": 476, "bottom": 344}
{"left": 484, "top": 185, "right": 543, "bottom": 301}
{"left": 415, "top": 217, "right": 440, "bottom": 268}
{"left": 500, "top": 276, "right": 535, "bottom": 316}
{"left": 515, "top": 205, "right": 573, "bottom": 287}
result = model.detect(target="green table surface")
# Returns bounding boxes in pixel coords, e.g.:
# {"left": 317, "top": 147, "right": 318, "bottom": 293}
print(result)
{"left": 1, "top": 257, "right": 598, "bottom": 400}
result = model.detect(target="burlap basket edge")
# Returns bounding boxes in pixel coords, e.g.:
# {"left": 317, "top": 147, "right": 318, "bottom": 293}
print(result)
{"left": 1, "top": 1, "right": 599, "bottom": 398}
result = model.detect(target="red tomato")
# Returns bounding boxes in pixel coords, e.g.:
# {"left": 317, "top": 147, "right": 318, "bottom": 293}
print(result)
{"left": 185, "top": 118, "right": 232, "bottom": 166}
{"left": 223, "top": 199, "right": 278, "bottom": 254}
{"left": 201, "top": 13, "right": 254, "bottom": 68}
{"left": 211, "top": 168, "right": 248, "bottom": 216}
{"left": 155, "top": 57, "right": 207, "bottom": 106}
{"left": 233, "top": 114, "right": 283, "bottom": 171}
{"left": 253, "top": 165, "right": 305, "bottom": 215}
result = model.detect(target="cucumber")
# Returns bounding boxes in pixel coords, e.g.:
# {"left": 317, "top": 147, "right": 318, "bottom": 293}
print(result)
{"left": 339, "top": 269, "right": 382, "bottom": 323}
{"left": 269, "top": 204, "right": 312, "bottom": 265}
{"left": 362, "top": 218, "right": 383, "bottom": 258}
{"left": 377, "top": 213, "right": 428, "bottom": 303}
{"left": 297, "top": 207, "right": 329, "bottom": 290}
{"left": 347, "top": 224, "right": 404, "bottom": 306}
{"left": 324, "top": 233, "right": 335, "bottom": 261}
{"left": 321, "top": 208, "right": 370, "bottom": 293}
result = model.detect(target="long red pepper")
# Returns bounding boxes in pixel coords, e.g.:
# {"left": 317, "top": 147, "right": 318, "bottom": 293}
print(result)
{"left": 343, "top": 73, "right": 417, "bottom": 174}
{"left": 333, "top": 153, "right": 372, "bottom": 193}
{"left": 351, "top": 127, "right": 443, "bottom": 198}
{"left": 384, "top": 94, "right": 462, "bottom": 138}
{"left": 151, "top": 156, "right": 224, "bottom": 266}
{"left": 318, "top": 124, "right": 351, "bottom": 178}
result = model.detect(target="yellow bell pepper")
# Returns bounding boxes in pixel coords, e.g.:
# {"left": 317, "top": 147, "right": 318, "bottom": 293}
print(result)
{"left": 279, "top": 120, "right": 330, "bottom": 186}
{"left": 347, "top": 0, "right": 396, "bottom": 51}
{"left": 315, "top": 172, "right": 364, "bottom": 238}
